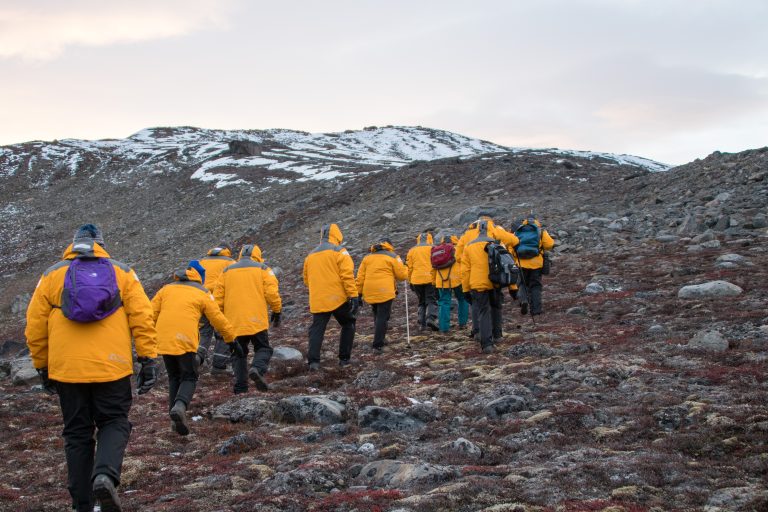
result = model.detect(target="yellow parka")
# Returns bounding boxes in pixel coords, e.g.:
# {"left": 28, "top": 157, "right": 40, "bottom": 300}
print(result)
{"left": 508, "top": 219, "right": 556, "bottom": 269}
{"left": 303, "top": 224, "right": 359, "bottom": 314}
{"left": 151, "top": 266, "right": 236, "bottom": 356}
{"left": 356, "top": 242, "right": 408, "bottom": 304}
{"left": 199, "top": 246, "right": 236, "bottom": 292}
{"left": 406, "top": 233, "right": 435, "bottom": 285}
{"left": 461, "top": 220, "right": 520, "bottom": 292}
{"left": 433, "top": 235, "right": 462, "bottom": 289}
{"left": 25, "top": 243, "right": 157, "bottom": 383}
{"left": 456, "top": 217, "right": 518, "bottom": 264}
{"left": 214, "top": 244, "right": 282, "bottom": 336}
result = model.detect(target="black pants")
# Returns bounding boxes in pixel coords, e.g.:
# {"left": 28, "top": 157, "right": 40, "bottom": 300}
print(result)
{"left": 198, "top": 316, "right": 230, "bottom": 369}
{"left": 411, "top": 284, "right": 437, "bottom": 327}
{"left": 162, "top": 352, "right": 198, "bottom": 409}
{"left": 56, "top": 376, "right": 132, "bottom": 512}
{"left": 519, "top": 268, "right": 544, "bottom": 315}
{"left": 371, "top": 300, "right": 393, "bottom": 349}
{"left": 232, "top": 331, "right": 273, "bottom": 393}
{"left": 471, "top": 289, "right": 503, "bottom": 348}
{"left": 308, "top": 301, "right": 356, "bottom": 364}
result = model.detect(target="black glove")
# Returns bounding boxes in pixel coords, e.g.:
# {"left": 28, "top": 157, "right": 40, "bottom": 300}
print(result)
{"left": 464, "top": 292, "right": 473, "bottom": 305}
{"left": 349, "top": 297, "right": 361, "bottom": 317}
{"left": 37, "top": 367, "right": 57, "bottom": 395}
{"left": 229, "top": 341, "right": 246, "bottom": 359}
{"left": 509, "top": 288, "right": 518, "bottom": 300}
{"left": 194, "top": 348, "right": 206, "bottom": 371}
{"left": 136, "top": 357, "right": 157, "bottom": 395}
{"left": 270, "top": 312, "right": 281, "bottom": 328}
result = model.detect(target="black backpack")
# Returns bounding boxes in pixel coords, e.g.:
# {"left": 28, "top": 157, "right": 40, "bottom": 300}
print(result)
{"left": 486, "top": 241, "right": 519, "bottom": 287}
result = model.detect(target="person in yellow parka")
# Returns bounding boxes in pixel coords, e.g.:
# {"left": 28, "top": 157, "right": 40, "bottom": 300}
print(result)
{"left": 214, "top": 244, "right": 282, "bottom": 394}
{"left": 197, "top": 242, "right": 236, "bottom": 372}
{"left": 433, "top": 234, "right": 469, "bottom": 333}
{"left": 510, "top": 216, "right": 556, "bottom": 316}
{"left": 25, "top": 224, "right": 158, "bottom": 512}
{"left": 461, "top": 219, "right": 519, "bottom": 353}
{"left": 303, "top": 223, "right": 360, "bottom": 370}
{"left": 151, "top": 261, "right": 237, "bottom": 436}
{"left": 356, "top": 238, "right": 408, "bottom": 353}
{"left": 406, "top": 232, "right": 438, "bottom": 331}
{"left": 456, "top": 216, "right": 519, "bottom": 340}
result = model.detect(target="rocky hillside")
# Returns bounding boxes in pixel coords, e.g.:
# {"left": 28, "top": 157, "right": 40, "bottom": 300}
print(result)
{"left": 0, "top": 128, "right": 766, "bottom": 511}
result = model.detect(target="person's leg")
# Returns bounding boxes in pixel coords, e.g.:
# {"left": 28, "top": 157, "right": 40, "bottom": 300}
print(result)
{"left": 437, "top": 288, "right": 452, "bottom": 332}
{"left": 250, "top": 330, "right": 273, "bottom": 374}
{"left": 162, "top": 355, "right": 181, "bottom": 410}
{"left": 490, "top": 288, "right": 504, "bottom": 339}
{"left": 372, "top": 300, "right": 392, "bottom": 348}
{"left": 425, "top": 285, "right": 439, "bottom": 329}
{"left": 414, "top": 285, "right": 427, "bottom": 328}
{"left": 527, "top": 269, "right": 544, "bottom": 315}
{"left": 56, "top": 382, "right": 96, "bottom": 512}
{"left": 232, "top": 336, "right": 250, "bottom": 393}
{"left": 470, "top": 294, "right": 480, "bottom": 338}
{"left": 308, "top": 312, "right": 331, "bottom": 365}
{"left": 173, "top": 352, "right": 199, "bottom": 407}
{"left": 210, "top": 332, "right": 231, "bottom": 370}
{"left": 518, "top": 270, "right": 530, "bottom": 315}
{"left": 91, "top": 376, "right": 133, "bottom": 487}
{"left": 454, "top": 286, "right": 469, "bottom": 327}
{"left": 332, "top": 301, "right": 357, "bottom": 362}
{"left": 198, "top": 316, "right": 214, "bottom": 359}
{"left": 472, "top": 290, "right": 493, "bottom": 350}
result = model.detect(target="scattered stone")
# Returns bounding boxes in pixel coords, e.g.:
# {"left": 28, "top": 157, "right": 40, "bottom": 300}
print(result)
{"left": 566, "top": 306, "right": 587, "bottom": 315}
{"left": 677, "top": 280, "right": 743, "bottom": 299}
{"left": 654, "top": 405, "right": 692, "bottom": 431}
{"left": 209, "top": 397, "right": 278, "bottom": 423}
{"left": 705, "top": 485, "right": 768, "bottom": 511}
{"left": 357, "top": 443, "right": 378, "bottom": 457}
{"left": 648, "top": 324, "right": 667, "bottom": 334}
{"left": 688, "top": 330, "right": 729, "bottom": 352}
{"left": 355, "top": 460, "right": 457, "bottom": 488}
{"left": 11, "top": 358, "right": 37, "bottom": 386}
{"left": 218, "top": 433, "right": 262, "bottom": 455}
{"left": 271, "top": 346, "right": 303, "bottom": 362}
{"left": 278, "top": 395, "right": 347, "bottom": 425}
{"left": 352, "top": 369, "right": 401, "bottom": 390}
{"left": 445, "top": 437, "right": 482, "bottom": 458}
{"left": 484, "top": 395, "right": 530, "bottom": 419}
{"left": 584, "top": 283, "right": 605, "bottom": 294}
{"left": 358, "top": 406, "right": 425, "bottom": 432}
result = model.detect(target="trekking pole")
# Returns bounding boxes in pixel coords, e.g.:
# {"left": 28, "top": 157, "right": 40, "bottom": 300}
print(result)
{"left": 404, "top": 280, "right": 412, "bottom": 348}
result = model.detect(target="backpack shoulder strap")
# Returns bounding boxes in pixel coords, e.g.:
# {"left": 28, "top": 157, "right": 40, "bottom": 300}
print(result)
{"left": 44, "top": 260, "right": 72, "bottom": 276}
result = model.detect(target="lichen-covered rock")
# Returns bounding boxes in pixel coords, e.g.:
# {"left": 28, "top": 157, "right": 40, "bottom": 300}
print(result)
{"left": 11, "top": 358, "right": 37, "bottom": 386}
{"left": 355, "top": 460, "right": 457, "bottom": 488}
{"left": 678, "top": 280, "right": 743, "bottom": 299}
{"left": 278, "top": 395, "right": 347, "bottom": 425}
{"left": 209, "top": 397, "right": 278, "bottom": 423}
{"left": 358, "top": 406, "right": 425, "bottom": 432}
{"left": 484, "top": 395, "right": 530, "bottom": 419}
{"left": 688, "top": 330, "right": 729, "bottom": 352}
{"left": 271, "top": 346, "right": 304, "bottom": 362}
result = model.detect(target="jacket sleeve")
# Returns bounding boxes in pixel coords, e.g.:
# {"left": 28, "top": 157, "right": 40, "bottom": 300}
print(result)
{"left": 338, "top": 250, "right": 359, "bottom": 298}
{"left": 461, "top": 249, "right": 471, "bottom": 293}
{"left": 356, "top": 257, "right": 367, "bottom": 296}
{"left": 493, "top": 225, "right": 520, "bottom": 247}
{"left": 405, "top": 249, "right": 414, "bottom": 282}
{"left": 541, "top": 230, "right": 555, "bottom": 251}
{"left": 302, "top": 257, "right": 310, "bottom": 288}
{"left": 24, "top": 275, "right": 52, "bottom": 369}
{"left": 122, "top": 269, "right": 158, "bottom": 359}
{"left": 150, "top": 289, "right": 163, "bottom": 323}
{"left": 455, "top": 234, "right": 467, "bottom": 263}
{"left": 202, "top": 294, "right": 236, "bottom": 342}
{"left": 213, "top": 274, "right": 225, "bottom": 310}
{"left": 264, "top": 268, "right": 282, "bottom": 313}
{"left": 394, "top": 256, "right": 408, "bottom": 281}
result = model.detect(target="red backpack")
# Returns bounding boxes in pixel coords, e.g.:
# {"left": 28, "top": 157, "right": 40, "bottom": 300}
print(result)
{"left": 431, "top": 243, "right": 456, "bottom": 269}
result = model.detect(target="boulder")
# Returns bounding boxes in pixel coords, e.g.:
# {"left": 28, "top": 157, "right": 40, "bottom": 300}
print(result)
{"left": 355, "top": 460, "right": 457, "bottom": 488}
{"left": 358, "top": 406, "right": 425, "bottom": 432}
{"left": 584, "top": 283, "right": 605, "bottom": 294}
{"left": 454, "top": 205, "right": 509, "bottom": 226}
{"left": 484, "top": 395, "right": 530, "bottom": 419}
{"left": 271, "top": 346, "right": 303, "bottom": 362}
{"left": 688, "top": 330, "right": 729, "bottom": 352}
{"left": 209, "top": 397, "right": 278, "bottom": 423}
{"left": 678, "top": 280, "right": 743, "bottom": 299}
{"left": 705, "top": 486, "right": 768, "bottom": 511}
{"left": 11, "top": 357, "right": 38, "bottom": 386}
{"left": 445, "top": 437, "right": 482, "bottom": 459}
{"left": 278, "top": 395, "right": 347, "bottom": 425}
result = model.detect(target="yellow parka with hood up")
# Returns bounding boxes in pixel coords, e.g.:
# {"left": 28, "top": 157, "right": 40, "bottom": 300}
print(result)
{"left": 508, "top": 218, "right": 555, "bottom": 269}
{"left": 356, "top": 241, "right": 408, "bottom": 304}
{"left": 25, "top": 242, "right": 157, "bottom": 383}
{"left": 433, "top": 235, "right": 462, "bottom": 289}
{"left": 456, "top": 217, "right": 519, "bottom": 264}
{"left": 461, "top": 220, "right": 520, "bottom": 293}
{"left": 214, "top": 244, "right": 282, "bottom": 336}
{"left": 406, "top": 232, "right": 435, "bottom": 285}
{"left": 199, "top": 245, "right": 236, "bottom": 292}
{"left": 303, "top": 224, "right": 359, "bottom": 314}
{"left": 151, "top": 266, "right": 236, "bottom": 356}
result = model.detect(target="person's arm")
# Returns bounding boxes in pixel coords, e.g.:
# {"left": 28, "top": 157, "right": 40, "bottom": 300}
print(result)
{"left": 213, "top": 274, "right": 225, "bottom": 310}
{"left": 493, "top": 225, "right": 519, "bottom": 247}
{"left": 150, "top": 289, "right": 163, "bottom": 324}
{"left": 356, "top": 257, "right": 367, "bottom": 296}
{"left": 541, "top": 230, "right": 555, "bottom": 251}
{"left": 122, "top": 268, "right": 158, "bottom": 359}
{"left": 394, "top": 256, "right": 408, "bottom": 281}
{"left": 302, "top": 257, "right": 310, "bottom": 287}
{"left": 405, "top": 249, "right": 414, "bottom": 282}
{"left": 338, "top": 250, "right": 358, "bottom": 298}
{"left": 24, "top": 274, "right": 52, "bottom": 369}
{"left": 264, "top": 268, "right": 283, "bottom": 313}
{"left": 461, "top": 249, "right": 472, "bottom": 293}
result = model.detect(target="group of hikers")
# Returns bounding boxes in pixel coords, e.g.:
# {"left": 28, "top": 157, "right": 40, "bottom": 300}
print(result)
{"left": 23, "top": 214, "right": 554, "bottom": 512}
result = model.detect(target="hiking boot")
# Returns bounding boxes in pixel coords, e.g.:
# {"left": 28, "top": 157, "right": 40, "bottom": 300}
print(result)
{"left": 493, "top": 336, "right": 503, "bottom": 344}
{"left": 308, "top": 362, "right": 321, "bottom": 371}
{"left": 520, "top": 303, "right": 529, "bottom": 316}
{"left": 92, "top": 474, "right": 122, "bottom": 512}
{"left": 169, "top": 401, "right": 190, "bottom": 436}
{"left": 482, "top": 345, "right": 494, "bottom": 354}
{"left": 339, "top": 359, "right": 351, "bottom": 367}
{"left": 371, "top": 347, "right": 383, "bottom": 355}
{"left": 248, "top": 368, "right": 269, "bottom": 392}
{"left": 426, "top": 319, "right": 439, "bottom": 331}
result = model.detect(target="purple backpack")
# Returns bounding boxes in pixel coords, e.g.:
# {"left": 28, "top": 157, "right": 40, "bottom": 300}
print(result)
{"left": 61, "top": 251, "right": 123, "bottom": 323}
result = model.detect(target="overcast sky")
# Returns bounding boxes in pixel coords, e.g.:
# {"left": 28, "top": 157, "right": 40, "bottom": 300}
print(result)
{"left": 1, "top": 0, "right": 766, "bottom": 164}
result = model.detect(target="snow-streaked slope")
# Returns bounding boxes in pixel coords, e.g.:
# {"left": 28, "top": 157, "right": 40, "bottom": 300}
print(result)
{"left": 0, "top": 125, "right": 671, "bottom": 187}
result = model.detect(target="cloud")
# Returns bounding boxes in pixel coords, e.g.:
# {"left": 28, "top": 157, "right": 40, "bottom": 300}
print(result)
{"left": 0, "top": 0, "right": 234, "bottom": 60}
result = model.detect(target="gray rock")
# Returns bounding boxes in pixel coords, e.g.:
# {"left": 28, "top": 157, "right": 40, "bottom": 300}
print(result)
{"left": 654, "top": 405, "right": 691, "bottom": 431}
{"left": 355, "top": 460, "right": 456, "bottom": 488}
{"left": 446, "top": 437, "right": 482, "bottom": 458}
{"left": 484, "top": 395, "right": 530, "bottom": 419}
{"left": 210, "top": 397, "right": 278, "bottom": 423}
{"left": 454, "top": 205, "right": 509, "bottom": 226}
{"left": 278, "top": 395, "right": 347, "bottom": 425}
{"left": 271, "top": 346, "right": 303, "bottom": 362}
{"left": 751, "top": 212, "right": 767, "bottom": 229}
{"left": 10, "top": 293, "right": 31, "bottom": 316}
{"left": 699, "top": 239, "right": 721, "bottom": 249}
{"left": 584, "top": 283, "right": 605, "bottom": 294}
{"left": 357, "top": 442, "right": 378, "bottom": 457}
{"left": 352, "top": 369, "right": 401, "bottom": 390}
{"left": 689, "top": 330, "right": 729, "bottom": 352}
{"left": 716, "top": 253, "right": 747, "bottom": 264}
{"left": 691, "top": 230, "right": 715, "bottom": 243}
{"left": 678, "top": 280, "right": 743, "bottom": 299}
{"left": 655, "top": 234, "right": 679, "bottom": 243}
{"left": 566, "top": 306, "right": 587, "bottom": 315}
{"left": 358, "top": 406, "right": 425, "bottom": 432}
{"left": 11, "top": 358, "right": 38, "bottom": 386}
{"left": 648, "top": 324, "right": 667, "bottom": 334}
{"left": 705, "top": 485, "right": 768, "bottom": 511}
{"left": 218, "top": 433, "right": 262, "bottom": 455}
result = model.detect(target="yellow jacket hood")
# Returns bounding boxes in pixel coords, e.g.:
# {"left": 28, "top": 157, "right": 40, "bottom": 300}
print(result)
{"left": 207, "top": 246, "right": 233, "bottom": 257}
{"left": 370, "top": 241, "right": 395, "bottom": 253}
{"left": 322, "top": 224, "right": 344, "bottom": 245}
{"left": 239, "top": 244, "right": 264, "bottom": 262}
{"left": 416, "top": 233, "right": 433, "bottom": 245}
{"left": 62, "top": 242, "right": 110, "bottom": 260}
{"left": 174, "top": 266, "right": 203, "bottom": 284}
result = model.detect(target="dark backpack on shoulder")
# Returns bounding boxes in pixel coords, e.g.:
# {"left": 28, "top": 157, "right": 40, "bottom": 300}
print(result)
{"left": 514, "top": 220, "right": 542, "bottom": 259}
{"left": 61, "top": 241, "right": 122, "bottom": 322}
{"left": 486, "top": 242, "right": 519, "bottom": 287}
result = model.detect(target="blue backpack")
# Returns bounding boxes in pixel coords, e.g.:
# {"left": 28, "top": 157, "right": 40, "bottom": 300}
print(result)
{"left": 61, "top": 241, "right": 122, "bottom": 322}
{"left": 514, "top": 220, "right": 542, "bottom": 259}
